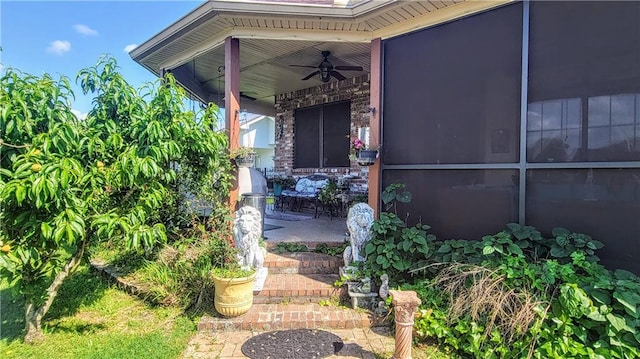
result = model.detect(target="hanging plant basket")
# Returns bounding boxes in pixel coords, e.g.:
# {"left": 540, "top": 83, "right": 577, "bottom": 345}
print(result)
{"left": 357, "top": 150, "right": 378, "bottom": 166}
{"left": 234, "top": 153, "right": 256, "bottom": 168}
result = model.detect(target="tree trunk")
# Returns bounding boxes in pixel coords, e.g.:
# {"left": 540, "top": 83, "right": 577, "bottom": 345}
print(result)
{"left": 24, "top": 302, "right": 44, "bottom": 344}
{"left": 23, "top": 241, "right": 86, "bottom": 344}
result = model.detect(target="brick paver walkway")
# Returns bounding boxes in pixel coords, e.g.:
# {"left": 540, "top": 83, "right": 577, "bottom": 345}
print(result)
{"left": 181, "top": 327, "right": 396, "bottom": 359}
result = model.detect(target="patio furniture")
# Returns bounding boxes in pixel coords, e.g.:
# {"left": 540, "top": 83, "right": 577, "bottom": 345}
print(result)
{"left": 280, "top": 174, "right": 330, "bottom": 217}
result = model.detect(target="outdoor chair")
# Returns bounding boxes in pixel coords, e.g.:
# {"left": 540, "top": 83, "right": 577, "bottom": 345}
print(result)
{"left": 280, "top": 174, "right": 330, "bottom": 217}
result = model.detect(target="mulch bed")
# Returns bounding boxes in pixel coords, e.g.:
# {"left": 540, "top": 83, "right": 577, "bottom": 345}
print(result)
{"left": 241, "top": 329, "right": 344, "bottom": 359}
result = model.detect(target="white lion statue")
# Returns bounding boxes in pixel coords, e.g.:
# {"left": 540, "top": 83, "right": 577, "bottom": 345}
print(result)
{"left": 233, "top": 206, "right": 265, "bottom": 270}
{"left": 344, "top": 202, "right": 374, "bottom": 265}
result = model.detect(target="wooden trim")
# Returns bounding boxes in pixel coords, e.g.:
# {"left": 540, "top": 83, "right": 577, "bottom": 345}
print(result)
{"left": 225, "top": 36, "right": 241, "bottom": 210}
{"left": 368, "top": 37, "right": 382, "bottom": 217}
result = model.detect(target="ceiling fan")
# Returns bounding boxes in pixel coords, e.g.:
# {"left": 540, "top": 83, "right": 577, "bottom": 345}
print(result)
{"left": 290, "top": 50, "right": 364, "bottom": 83}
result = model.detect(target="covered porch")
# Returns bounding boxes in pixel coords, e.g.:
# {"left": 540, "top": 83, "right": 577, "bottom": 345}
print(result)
{"left": 130, "top": 0, "right": 510, "bottom": 227}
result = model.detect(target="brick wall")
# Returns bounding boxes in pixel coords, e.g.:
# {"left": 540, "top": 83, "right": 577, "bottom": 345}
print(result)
{"left": 274, "top": 74, "right": 371, "bottom": 189}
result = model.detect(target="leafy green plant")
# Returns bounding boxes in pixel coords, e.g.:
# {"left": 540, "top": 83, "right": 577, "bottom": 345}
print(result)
{"left": 229, "top": 146, "right": 256, "bottom": 159}
{"left": 318, "top": 179, "right": 339, "bottom": 206}
{"left": 270, "top": 175, "right": 296, "bottom": 188}
{"left": 0, "top": 56, "right": 231, "bottom": 342}
{"left": 363, "top": 184, "right": 432, "bottom": 283}
{"left": 314, "top": 242, "right": 347, "bottom": 257}
{"left": 273, "top": 242, "right": 309, "bottom": 254}
{"left": 406, "top": 224, "right": 640, "bottom": 359}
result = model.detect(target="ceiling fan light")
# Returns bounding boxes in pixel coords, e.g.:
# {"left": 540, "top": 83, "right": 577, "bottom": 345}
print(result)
{"left": 320, "top": 68, "right": 331, "bottom": 82}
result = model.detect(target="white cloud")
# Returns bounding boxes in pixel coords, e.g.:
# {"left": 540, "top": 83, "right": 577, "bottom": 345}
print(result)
{"left": 73, "top": 24, "right": 98, "bottom": 36}
{"left": 123, "top": 44, "right": 137, "bottom": 53}
{"left": 71, "top": 109, "right": 87, "bottom": 121}
{"left": 0, "top": 64, "right": 4, "bottom": 72}
{"left": 46, "top": 40, "right": 71, "bottom": 55}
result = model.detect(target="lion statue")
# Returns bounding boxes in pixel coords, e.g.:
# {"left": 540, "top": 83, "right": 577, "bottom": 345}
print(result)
{"left": 233, "top": 206, "right": 265, "bottom": 270}
{"left": 344, "top": 202, "right": 374, "bottom": 266}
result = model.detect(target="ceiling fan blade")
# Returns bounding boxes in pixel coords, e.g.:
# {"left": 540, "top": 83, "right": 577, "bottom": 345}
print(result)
{"left": 290, "top": 64, "right": 318, "bottom": 69}
{"left": 331, "top": 70, "right": 346, "bottom": 81}
{"left": 301, "top": 71, "right": 320, "bottom": 80}
{"left": 334, "top": 65, "right": 364, "bottom": 71}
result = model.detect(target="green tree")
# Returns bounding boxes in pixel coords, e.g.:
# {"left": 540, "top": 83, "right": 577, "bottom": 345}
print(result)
{"left": 0, "top": 56, "right": 231, "bottom": 343}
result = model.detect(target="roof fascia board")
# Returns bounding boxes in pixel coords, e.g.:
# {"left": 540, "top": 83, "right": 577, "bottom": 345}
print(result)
{"left": 372, "top": 0, "right": 515, "bottom": 39}
{"left": 210, "top": 0, "right": 395, "bottom": 17}
{"left": 130, "top": 1, "right": 216, "bottom": 61}
{"left": 158, "top": 27, "right": 371, "bottom": 72}
{"left": 132, "top": 0, "right": 395, "bottom": 63}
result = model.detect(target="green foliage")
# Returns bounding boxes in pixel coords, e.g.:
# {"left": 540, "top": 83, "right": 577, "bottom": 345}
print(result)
{"left": 364, "top": 184, "right": 432, "bottom": 283}
{"left": 314, "top": 242, "right": 347, "bottom": 257}
{"left": 273, "top": 242, "right": 309, "bottom": 254}
{"left": 0, "top": 55, "right": 231, "bottom": 340}
{"left": 139, "top": 220, "right": 237, "bottom": 310}
{"left": 380, "top": 183, "right": 411, "bottom": 213}
{"left": 318, "top": 179, "right": 339, "bottom": 206}
{"left": 406, "top": 223, "right": 640, "bottom": 359}
{"left": 229, "top": 146, "right": 256, "bottom": 159}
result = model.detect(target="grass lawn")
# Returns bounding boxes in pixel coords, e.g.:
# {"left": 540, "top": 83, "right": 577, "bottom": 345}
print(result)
{"left": 0, "top": 265, "right": 196, "bottom": 359}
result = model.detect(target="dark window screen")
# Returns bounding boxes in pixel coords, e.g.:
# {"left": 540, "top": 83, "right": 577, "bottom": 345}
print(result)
{"left": 382, "top": 3, "right": 523, "bottom": 165}
{"left": 322, "top": 101, "right": 350, "bottom": 167}
{"left": 526, "top": 169, "right": 640, "bottom": 273}
{"left": 528, "top": 1, "right": 640, "bottom": 162}
{"left": 294, "top": 106, "right": 321, "bottom": 168}
{"left": 294, "top": 101, "right": 350, "bottom": 168}
{"left": 382, "top": 169, "right": 519, "bottom": 239}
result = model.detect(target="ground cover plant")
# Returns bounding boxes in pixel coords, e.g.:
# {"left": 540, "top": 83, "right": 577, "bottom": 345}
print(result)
{"left": 0, "top": 55, "right": 232, "bottom": 342}
{"left": 405, "top": 225, "right": 640, "bottom": 358}
{"left": 363, "top": 184, "right": 640, "bottom": 358}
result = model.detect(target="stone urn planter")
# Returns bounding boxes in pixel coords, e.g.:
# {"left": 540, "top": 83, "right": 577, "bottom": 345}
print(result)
{"left": 212, "top": 270, "right": 257, "bottom": 317}
{"left": 234, "top": 153, "right": 256, "bottom": 168}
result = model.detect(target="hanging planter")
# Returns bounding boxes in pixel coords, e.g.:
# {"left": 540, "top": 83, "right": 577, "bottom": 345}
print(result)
{"left": 231, "top": 147, "right": 257, "bottom": 168}
{"left": 357, "top": 150, "right": 378, "bottom": 166}
{"left": 350, "top": 137, "right": 379, "bottom": 166}
{"left": 234, "top": 153, "right": 256, "bottom": 167}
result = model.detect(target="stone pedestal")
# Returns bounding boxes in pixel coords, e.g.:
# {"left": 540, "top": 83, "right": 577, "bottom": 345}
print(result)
{"left": 389, "top": 290, "right": 421, "bottom": 359}
{"left": 253, "top": 267, "right": 268, "bottom": 292}
{"left": 348, "top": 290, "right": 378, "bottom": 310}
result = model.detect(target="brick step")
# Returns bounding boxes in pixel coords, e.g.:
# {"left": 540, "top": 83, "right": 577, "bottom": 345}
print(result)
{"left": 264, "top": 251, "right": 342, "bottom": 274}
{"left": 197, "top": 303, "right": 389, "bottom": 332}
{"left": 254, "top": 273, "right": 341, "bottom": 304}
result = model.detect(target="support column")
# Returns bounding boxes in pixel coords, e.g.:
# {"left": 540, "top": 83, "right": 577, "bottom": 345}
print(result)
{"left": 225, "top": 36, "right": 241, "bottom": 209}
{"left": 368, "top": 38, "right": 382, "bottom": 217}
{"left": 389, "top": 290, "right": 421, "bottom": 359}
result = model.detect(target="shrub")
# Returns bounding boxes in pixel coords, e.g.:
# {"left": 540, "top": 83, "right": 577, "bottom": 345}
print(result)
{"left": 0, "top": 56, "right": 231, "bottom": 342}
{"left": 405, "top": 224, "right": 640, "bottom": 359}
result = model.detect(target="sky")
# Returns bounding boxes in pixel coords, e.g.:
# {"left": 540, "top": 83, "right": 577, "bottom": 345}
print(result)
{"left": 1, "top": 1, "right": 203, "bottom": 117}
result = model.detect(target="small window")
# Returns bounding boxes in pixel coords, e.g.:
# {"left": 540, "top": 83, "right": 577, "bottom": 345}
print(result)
{"left": 294, "top": 101, "right": 350, "bottom": 168}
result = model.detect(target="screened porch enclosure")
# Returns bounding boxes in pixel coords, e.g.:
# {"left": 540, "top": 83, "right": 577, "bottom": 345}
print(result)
{"left": 381, "top": 1, "right": 640, "bottom": 273}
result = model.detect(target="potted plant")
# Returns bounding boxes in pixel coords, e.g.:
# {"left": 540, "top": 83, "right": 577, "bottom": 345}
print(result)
{"left": 349, "top": 137, "right": 378, "bottom": 166}
{"left": 231, "top": 147, "right": 257, "bottom": 167}
{"left": 211, "top": 264, "right": 256, "bottom": 317}
{"left": 271, "top": 175, "right": 296, "bottom": 196}
{"left": 209, "top": 223, "right": 257, "bottom": 317}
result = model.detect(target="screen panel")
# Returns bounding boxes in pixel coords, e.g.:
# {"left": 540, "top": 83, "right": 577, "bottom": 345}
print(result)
{"left": 526, "top": 168, "right": 640, "bottom": 273}
{"left": 382, "top": 169, "right": 519, "bottom": 239}
{"left": 527, "top": 1, "right": 640, "bottom": 162}
{"left": 383, "top": 3, "right": 523, "bottom": 165}
{"left": 294, "top": 106, "right": 321, "bottom": 168}
{"left": 322, "top": 101, "right": 350, "bottom": 167}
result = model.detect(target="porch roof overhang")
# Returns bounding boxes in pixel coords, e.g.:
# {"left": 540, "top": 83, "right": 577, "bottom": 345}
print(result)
{"left": 130, "top": 0, "right": 513, "bottom": 115}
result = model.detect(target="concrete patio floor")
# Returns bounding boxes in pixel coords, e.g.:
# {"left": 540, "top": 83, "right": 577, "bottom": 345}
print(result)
{"left": 263, "top": 207, "right": 348, "bottom": 245}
